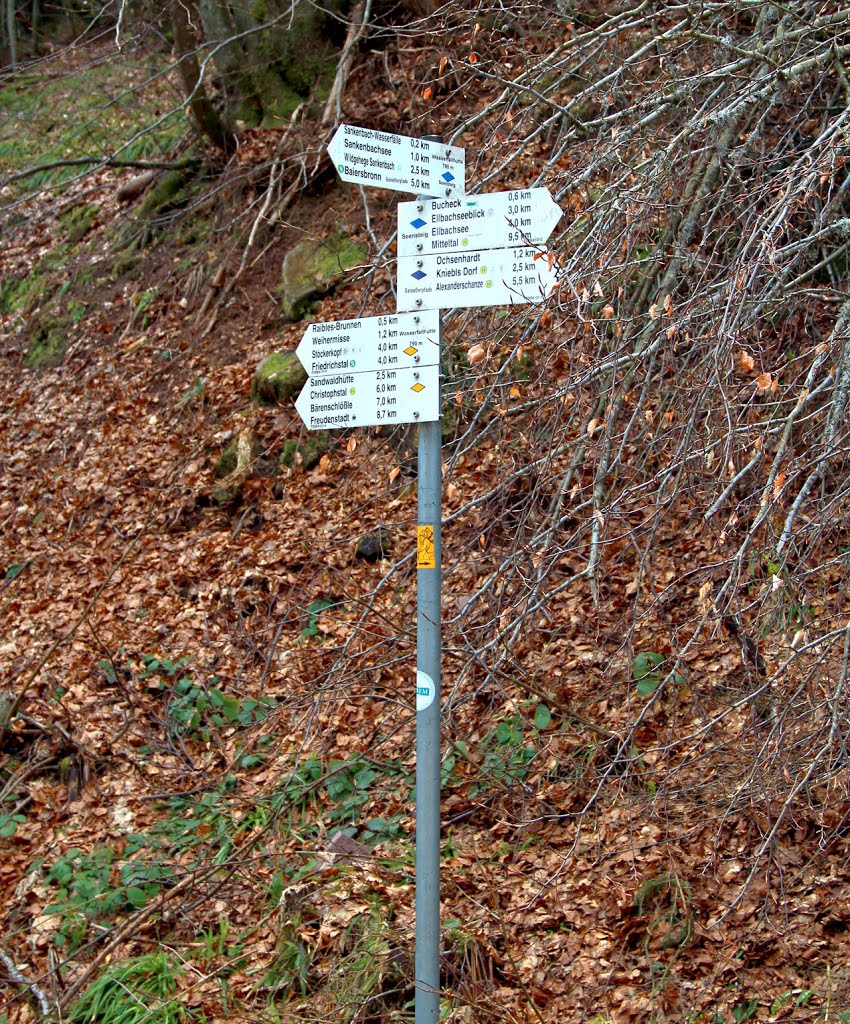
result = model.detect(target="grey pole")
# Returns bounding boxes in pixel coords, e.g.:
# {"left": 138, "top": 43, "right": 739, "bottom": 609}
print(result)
{"left": 415, "top": 137, "right": 443, "bottom": 1024}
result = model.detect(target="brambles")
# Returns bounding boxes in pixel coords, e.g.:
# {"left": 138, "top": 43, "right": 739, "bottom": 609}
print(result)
{"left": 41, "top": 845, "right": 167, "bottom": 951}
{"left": 138, "top": 653, "right": 276, "bottom": 742}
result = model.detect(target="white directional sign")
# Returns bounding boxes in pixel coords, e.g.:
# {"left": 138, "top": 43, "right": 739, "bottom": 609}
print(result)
{"left": 328, "top": 124, "right": 465, "bottom": 198}
{"left": 296, "top": 309, "right": 440, "bottom": 377}
{"left": 398, "top": 188, "right": 563, "bottom": 257}
{"left": 397, "top": 246, "right": 560, "bottom": 312}
{"left": 295, "top": 363, "right": 440, "bottom": 431}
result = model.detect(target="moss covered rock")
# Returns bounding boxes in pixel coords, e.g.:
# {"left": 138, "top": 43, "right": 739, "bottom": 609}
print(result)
{"left": 279, "top": 230, "right": 365, "bottom": 322}
{"left": 251, "top": 351, "right": 308, "bottom": 406}
{"left": 214, "top": 432, "right": 264, "bottom": 478}
{"left": 229, "top": 0, "right": 344, "bottom": 127}
{"left": 280, "top": 432, "right": 330, "bottom": 471}
{"left": 210, "top": 428, "right": 261, "bottom": 505}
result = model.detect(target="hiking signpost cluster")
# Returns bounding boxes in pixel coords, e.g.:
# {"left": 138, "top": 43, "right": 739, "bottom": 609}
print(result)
{"left": 295, "top": 124, "right": 563, "bottom": 1024}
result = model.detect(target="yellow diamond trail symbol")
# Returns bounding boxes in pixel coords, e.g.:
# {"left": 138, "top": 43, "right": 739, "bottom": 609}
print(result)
{"left": 411, "top": 382, "right": 425, "bottom": 393}
{"left": 404, "top": 346, "right": 418, "bottom": 357}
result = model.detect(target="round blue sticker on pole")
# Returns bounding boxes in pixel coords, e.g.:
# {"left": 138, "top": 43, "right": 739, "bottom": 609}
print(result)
{"left": 416, "top": 670, "right": 436, "bottom": 711}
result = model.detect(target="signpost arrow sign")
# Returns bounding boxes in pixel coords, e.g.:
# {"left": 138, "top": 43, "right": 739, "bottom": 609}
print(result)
{"left": 328, "top": 124, "right": 465, "bottom": 198}
{"left": 296, "top": 309, "right": 440, "bottom": 377}
{"left": 398, "top": 187, "right": 563, "bottom": 257}
{"left": 397, "top": 245, "right": 561, "bottom": 312}
{"left": 294, "top": 363, "right": 440, "bottom": 431}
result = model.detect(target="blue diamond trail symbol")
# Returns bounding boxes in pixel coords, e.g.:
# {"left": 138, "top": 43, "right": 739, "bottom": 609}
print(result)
{"left": 411, "top": 270, "right": 427, "bottom": 280}
{"left": 410, "top": 218, "right": 427, "bottom": 229}
{"left": 441, "top": 172, "right": 455, "bottom": 183}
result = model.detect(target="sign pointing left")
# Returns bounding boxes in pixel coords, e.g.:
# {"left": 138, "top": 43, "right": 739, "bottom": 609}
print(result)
{"left": 327, "top": 124, "right": 465, "bottom": 198}
{"left": 296, "top": 310, "right": 440, "bottom": 377}
{"left": 294, "top": 310, "right": 442, "bottom": 430}
{"left": 295, "top": 364, "right": 440, "bottom": 431}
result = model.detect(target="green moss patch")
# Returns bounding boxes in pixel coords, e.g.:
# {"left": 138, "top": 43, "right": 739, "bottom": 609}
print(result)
{"left": 278, "top": 230, "right": 366, "bottom": 322}
{"left": 251, "top": 351, "right": 308, "bottom": 406}
{"left": 136, "top": 163, "right": 203, "bottom": 221}
{"left": 0, "top": 57, "right": 185, "bottom": 194}
{"left": 58, "top": 203, "right": 100, "bottom": 245}
{"left": 280, "top": 433, "right": 330, "bottom": 471}
{"left": 24, "top": 316, "right": 68, "bottom": 368}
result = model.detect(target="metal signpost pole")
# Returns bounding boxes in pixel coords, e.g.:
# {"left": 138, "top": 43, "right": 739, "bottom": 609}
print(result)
{"left": 321, "top": 122, "right": 561, "bottom": 1024}
{"left": 414, "top": 137, "right": 444, "bottom": 1024}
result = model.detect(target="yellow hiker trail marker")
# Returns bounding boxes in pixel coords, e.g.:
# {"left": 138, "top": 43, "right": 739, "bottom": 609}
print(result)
{"left": 417, "top": 525, "right": 436, "bottom": 569}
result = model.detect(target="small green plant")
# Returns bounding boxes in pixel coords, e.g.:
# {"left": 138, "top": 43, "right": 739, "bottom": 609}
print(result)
{"left": 68, "top": 300, "right": 87, "bottom": 326}
{"left": 140, "top": 653, "right": 274, "bottom": 741}
{"left": 140, "top": 653, "right": 194, "bottom": 684}
{"left": 140, "top": 780, "right": 243, "bottom": 864}
{"left": 301, "top": 597, "right": 339, "bottom": 638}
{"left": 325, "top": 757, "right": 380, "bottom": 824}
{"left": 69, "top": 952, "right": 188, "bottom": 1024}
{"left": 129, "top": 286, "right": 158, "bottom": 329}
{"left": 267, "top": 869, "right": 286, "bottom": 907}
{"left": 176, "top": 376, "right": 206, "bottom": 409}
{"left": 42, "top": 843, "right": 169, "bottom": 949}
{"left": 731, "top": 998, "right": 758, "bottom": 1023}
{"left": 472, "top": 715, "right": 538, "bottom": 794}
{"left": 440, "top": 745, "right": 461, "bottom": 787}
{"left": 769, "top": 989, "right": 812, "bottom": 1013}
{"left": 0, "top": 810, "right": 27, "bottom": 837}
{"left": 95, "top": 648, "right": 132, "bottom": 685}
{"left": 532, "top": 703, "right": 552, "bottom": 730}
{"left": 44, "top": 847, "right": 119, "bottom": 950}
{"left": 272, "top": 756, "right": 324, "bottom": 813}
{"left": 263, "top": 916, "right": 315, "bottom": 1000}
{"left": 360, "top": 814, "right": 405, "bottom": 844}
{"left": 194, "top": 916, "right": 245, "bottom": 964}
{"left": 632, "top": 651, "right": 685, "bottom": 696}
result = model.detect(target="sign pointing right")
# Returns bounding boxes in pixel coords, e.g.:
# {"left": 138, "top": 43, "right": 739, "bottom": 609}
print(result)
{"left": 397, "top": 187, "right": 563, "bottom": 257}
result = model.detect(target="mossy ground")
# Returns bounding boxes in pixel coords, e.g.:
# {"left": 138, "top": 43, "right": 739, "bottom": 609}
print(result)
{"left": 24, "top": 316, "right": 68, "bottom": 368}
{"left": 0, "top": 54, "right": 184, "bottom": 194}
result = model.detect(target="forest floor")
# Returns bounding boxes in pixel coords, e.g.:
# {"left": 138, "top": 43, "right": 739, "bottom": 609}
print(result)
{"left": 2, "top": 18, "right": 850, "bottom": 1024}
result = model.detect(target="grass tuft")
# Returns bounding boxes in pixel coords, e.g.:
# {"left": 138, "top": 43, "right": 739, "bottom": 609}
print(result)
{"left": 69, "top": 952, "right": 189, "bottom": 1024}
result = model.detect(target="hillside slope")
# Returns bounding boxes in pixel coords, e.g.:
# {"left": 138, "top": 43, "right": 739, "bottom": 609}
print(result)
{"left": 2, "top": 4, "right": 850, "bottom": 1022}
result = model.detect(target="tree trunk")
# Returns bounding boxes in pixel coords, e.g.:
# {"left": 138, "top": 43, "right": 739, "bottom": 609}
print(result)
{"left": 6, "top": 0, "right": 16, "bottom": 71}
{"left": 170, "top": 0, "right": 236, "bottom": 156}
{"left": 195, "top": 0, "right": 251, "bottom": 117}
